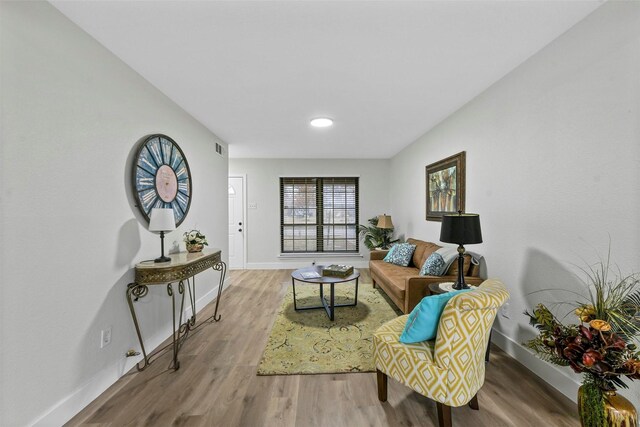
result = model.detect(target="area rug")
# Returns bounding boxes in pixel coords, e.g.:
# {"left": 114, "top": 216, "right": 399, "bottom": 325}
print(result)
{"left": 257, "top": 281, "right": 402, "bottom": 375}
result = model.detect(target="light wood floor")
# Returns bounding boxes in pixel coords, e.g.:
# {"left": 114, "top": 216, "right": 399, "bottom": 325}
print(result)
{"left": 67, "top": 269, "right": 579, "bottom": 426}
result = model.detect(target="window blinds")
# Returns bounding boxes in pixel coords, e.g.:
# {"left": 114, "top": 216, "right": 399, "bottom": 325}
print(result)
{"left": 280, "top": 177, "right": 359, "bottom": 253}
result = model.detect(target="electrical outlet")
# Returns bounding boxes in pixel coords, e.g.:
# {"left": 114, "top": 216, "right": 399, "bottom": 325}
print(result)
{"left": 500, "top": 303, "right": 510, "bottom": 319}
{"left": 101, "top": 327, "right": 112, "bottom": 348}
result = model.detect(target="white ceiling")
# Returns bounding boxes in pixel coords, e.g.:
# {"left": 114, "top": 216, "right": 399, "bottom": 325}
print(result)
{"left": 51, "top": 1, "right": 602, "bottom": 159}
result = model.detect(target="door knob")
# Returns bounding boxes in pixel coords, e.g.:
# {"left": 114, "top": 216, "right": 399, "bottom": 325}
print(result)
{"left": 239, "top": 222, "right": 243, "bottom": 226}
{"left": 238, "top": 228, "right": 243, "bottom": 232}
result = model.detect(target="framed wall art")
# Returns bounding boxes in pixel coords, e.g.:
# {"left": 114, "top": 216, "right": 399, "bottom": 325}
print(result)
{"left": 425, "top": 151, "right": 465, "bottom": 221}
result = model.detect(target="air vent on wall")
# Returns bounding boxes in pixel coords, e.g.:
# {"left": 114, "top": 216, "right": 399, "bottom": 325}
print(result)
{"left": 215, "top": 142, "right": 224, "bottom": 156}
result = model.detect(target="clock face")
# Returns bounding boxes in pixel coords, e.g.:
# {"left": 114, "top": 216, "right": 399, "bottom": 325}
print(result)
{"left": 133, "top": 134, "right": 192, "bottom": 226}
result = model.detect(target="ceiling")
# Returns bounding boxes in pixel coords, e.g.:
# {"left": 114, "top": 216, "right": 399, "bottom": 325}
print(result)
{"left": 51, "top": 1, "right": 602, "bottom": 159}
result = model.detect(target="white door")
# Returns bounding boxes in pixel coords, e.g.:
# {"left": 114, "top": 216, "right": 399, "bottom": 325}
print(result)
{"left": 228, "top": 176, "right": 245, "bottom": 269}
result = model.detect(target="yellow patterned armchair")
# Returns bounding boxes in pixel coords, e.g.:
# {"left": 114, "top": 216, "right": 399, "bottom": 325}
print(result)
{"left": 373, "top": 279, "right": 509, "bottom": 427}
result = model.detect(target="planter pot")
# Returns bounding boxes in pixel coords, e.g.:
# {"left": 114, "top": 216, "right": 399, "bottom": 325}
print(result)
{"left": 186, "top": 243, "right": 204, "bottom": 253}
{"left": 578, "top": 385, "right": 637, "bottom": 427}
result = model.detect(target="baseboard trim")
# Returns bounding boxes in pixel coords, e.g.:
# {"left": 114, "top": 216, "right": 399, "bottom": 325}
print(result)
{"left": 490, "top": 329, "right": 580, "bottom": 403}
{"left": 244, "top": 261, "right": 369, "bottom": 270}
{"left": 30, "top": 277, "right": 231, "bottom": 427}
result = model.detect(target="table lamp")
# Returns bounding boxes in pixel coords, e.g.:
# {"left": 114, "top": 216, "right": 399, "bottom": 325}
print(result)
{"left": 376, "top": 214, "right": 394, "bottom": 249}
{"left": 376, "top": 214, "right": 394, "bottom": 230}
{"left": 439, "top": 211, "right": 482, "bottom": 290}
{"left": 148, "top": 208, "right": 176, "bottom": 263}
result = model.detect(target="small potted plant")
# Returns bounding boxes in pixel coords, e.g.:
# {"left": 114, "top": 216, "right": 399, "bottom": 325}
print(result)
{"left": 183, "top": 229, "right": 208, "bottom": 253}
{"left": 524, "top": 252, "right": 639, "bottom": 426}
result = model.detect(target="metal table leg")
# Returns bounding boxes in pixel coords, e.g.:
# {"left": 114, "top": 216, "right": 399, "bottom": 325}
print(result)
{"left": 185, "top": 276, "right": 196, "bottom": 328}
{"left": 292, "top": 276, "right": 298, "bottom": 310}
{"left": 329, "top": 284, "right": 335, "bottom": 320}
{"left": 126, "top": 282, "right": 151, "bottom": 371}
{"left": 202, "top": 261, "right": 227, "bottom": 323}
{"left": 292, "top": 277, "right": 360, "bottom": 321}
{"left": 168, "top": 281, "right": 188, "bottom": 370}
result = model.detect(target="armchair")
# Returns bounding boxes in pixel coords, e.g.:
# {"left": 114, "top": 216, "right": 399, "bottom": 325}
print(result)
{"left": 373, "top": 279, "right": 509, "bottom": 427}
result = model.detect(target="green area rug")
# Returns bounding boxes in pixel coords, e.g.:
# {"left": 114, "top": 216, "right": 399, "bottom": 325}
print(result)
{"left": 257, "top": 281, "right": 402, "bottom": 375}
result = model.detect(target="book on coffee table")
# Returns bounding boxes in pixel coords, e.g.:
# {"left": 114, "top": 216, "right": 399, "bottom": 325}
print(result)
{"left": 322, "top": 264, "right": 354, "bottom": 277}
{"left": 300, "top": 271, "right": 321, "bottom": 279}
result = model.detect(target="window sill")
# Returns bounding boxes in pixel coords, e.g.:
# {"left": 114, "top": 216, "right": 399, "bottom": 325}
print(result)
{"left": 278, "top": 253, "right": 363, "bottom": 259}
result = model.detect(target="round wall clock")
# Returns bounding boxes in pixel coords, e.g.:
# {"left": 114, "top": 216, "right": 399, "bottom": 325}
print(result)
{"left": 133, "top": 134, "right": 192, "bottom": 226}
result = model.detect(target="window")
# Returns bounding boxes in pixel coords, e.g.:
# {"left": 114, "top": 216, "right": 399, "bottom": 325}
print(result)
{"left": 280, "top": 177, "right": 359, "bottom": 253}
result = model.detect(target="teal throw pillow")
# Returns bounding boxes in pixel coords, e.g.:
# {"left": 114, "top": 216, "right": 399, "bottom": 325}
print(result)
{"left": 420, "top": 252, "right": 446, "bottom": 276}
{"left": 382, "top": 246, "right": 396, "bottom": 262}
{"left": 399, "top": 289, "right": 471, "bottom": 343}
{"left": 383, "top": 243, "right": 416, "bottom": 267}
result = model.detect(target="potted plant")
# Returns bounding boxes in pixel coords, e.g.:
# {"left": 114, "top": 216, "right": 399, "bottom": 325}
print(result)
{"left": 183, "top": 229, "right": 208, "bottom": 253}
{"left": 357, "top": 216, "right": 398, "bottom": 250}
{"left": 524, "top": 252, "right": 639, "bottom": 426}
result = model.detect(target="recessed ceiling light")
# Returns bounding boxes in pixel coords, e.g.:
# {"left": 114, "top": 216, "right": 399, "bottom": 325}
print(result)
{"left": 310, "top": 117, "right": 333, "bottom": 128}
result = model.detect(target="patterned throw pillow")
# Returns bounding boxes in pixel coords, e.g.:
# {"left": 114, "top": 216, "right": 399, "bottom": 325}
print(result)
{"left": 383, "top": 243, "right": 416, "bottom": 267}
{"left": 399, "top": 289, "right": 471, "bottom": 343}
{"left": 382, "top": 246, "right": 396, "bottom": 262}
{"left": 420, "top": 252, "right": 446, "bottom": 276}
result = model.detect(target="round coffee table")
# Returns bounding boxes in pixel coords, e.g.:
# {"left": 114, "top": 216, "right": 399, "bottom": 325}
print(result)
{"left": 291, "top": 265, "right": 360, "bottom": 321}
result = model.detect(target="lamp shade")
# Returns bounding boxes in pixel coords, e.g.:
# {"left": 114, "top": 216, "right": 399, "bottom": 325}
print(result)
{"left": 377, "top": 214, "right": 394, "bottom": 229}
{"left": 440, "top": 213, "right": 482, "bottom": 245}
{"left": 148, "top": 208, "right": 176, "bottom": 232}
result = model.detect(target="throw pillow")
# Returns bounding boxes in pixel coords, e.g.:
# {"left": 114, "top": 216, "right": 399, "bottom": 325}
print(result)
{"left": 382, "top": 246, "right": 396, "bottom": 262}
{"left": 399, "top": 289, "right": 471, "bottom": 343}
{"left": 383, "top": 243, "right": 416, "bottom": 267}
{"left": 419, "top": 252, "right": 446, "bottom": 276}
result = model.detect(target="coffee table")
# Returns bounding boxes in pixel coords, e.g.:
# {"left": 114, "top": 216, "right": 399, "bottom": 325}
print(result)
{"left": 291, "top": 265, "right": 360, "bottom": 321}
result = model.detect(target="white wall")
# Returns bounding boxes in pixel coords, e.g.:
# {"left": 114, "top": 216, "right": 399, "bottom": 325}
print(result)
{"left": 0, "top": 2, "right": 228, "bottom": 425}
{"left": 229, "top": 158, "right": 390, "bottom": 268}
{"left": 390, "top": 1, "right": 640, "bottom": 403}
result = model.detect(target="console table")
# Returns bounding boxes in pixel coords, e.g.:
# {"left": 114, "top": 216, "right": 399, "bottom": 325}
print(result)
{"left": 126, "top": 249, "right": 226, "bottom": 371}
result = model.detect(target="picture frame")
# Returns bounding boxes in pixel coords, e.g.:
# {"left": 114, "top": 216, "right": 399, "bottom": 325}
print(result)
{"left": 425, "top": 151, "right": 466, "bottom": 221}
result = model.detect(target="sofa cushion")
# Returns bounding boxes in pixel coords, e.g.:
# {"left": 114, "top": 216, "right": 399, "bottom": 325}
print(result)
{"left": 384, "top": 243, "right": 416, "bottom": 267}
{"left": 407, "top": 238, "right": 441, "bottom": 268}
{"left": 420, "top": 253, "right": 446, "bottom": 276}
{"left": 445, "top": 254, "right": 472, "bottom": 276}
{"left": 370, "top": 260, "right": 419, "bottom": 302}
{"left": 399, "top": 289, "right": 471, "bottom": 343}
{"left": 407, "top": 238, "right": 427, "bottom": 268}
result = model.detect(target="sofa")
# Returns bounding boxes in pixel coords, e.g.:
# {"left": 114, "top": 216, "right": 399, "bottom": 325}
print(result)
{"left": 369, "top": 238, "right": 483, "bottom": 314}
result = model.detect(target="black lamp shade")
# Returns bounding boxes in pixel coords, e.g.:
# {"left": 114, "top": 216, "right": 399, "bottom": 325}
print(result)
{"left": 440, "top": 213, "right": 483, "bottom": 245}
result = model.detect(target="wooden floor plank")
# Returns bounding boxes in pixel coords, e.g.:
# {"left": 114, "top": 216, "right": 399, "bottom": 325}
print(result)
{"left": 66, "top": 269, "right": 579, "bottom": 427}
